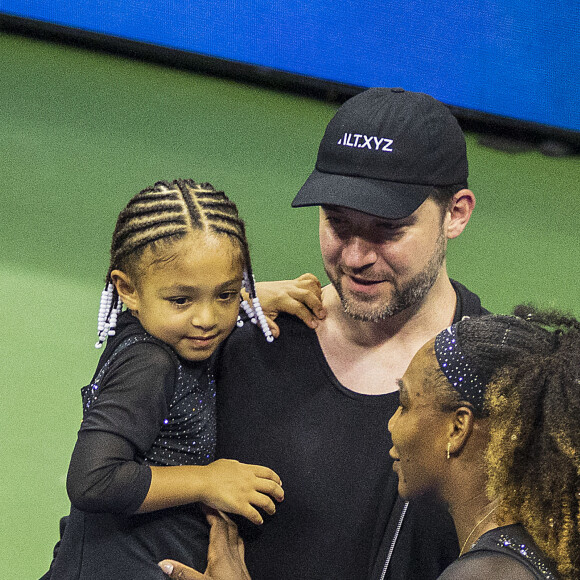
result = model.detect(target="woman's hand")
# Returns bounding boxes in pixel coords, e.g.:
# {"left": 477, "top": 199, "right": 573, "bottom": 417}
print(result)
{"left": 159, "top": 509, "right": 251, "bottom": 580}
{"left": 253, "top": 273, "right": 326, "bottom": 337}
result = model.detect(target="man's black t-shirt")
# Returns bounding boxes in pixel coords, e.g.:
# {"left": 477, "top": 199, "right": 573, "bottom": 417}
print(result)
{"left": 217, "top": 281, "right": 487, "bottom": 580}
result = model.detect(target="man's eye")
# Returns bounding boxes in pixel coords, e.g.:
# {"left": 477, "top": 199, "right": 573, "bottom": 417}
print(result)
{"left": 327, "top": 217, "right": 349, "bottom": 232}
{"left": 378, "top": 222, "right": 403, "bottom": 232}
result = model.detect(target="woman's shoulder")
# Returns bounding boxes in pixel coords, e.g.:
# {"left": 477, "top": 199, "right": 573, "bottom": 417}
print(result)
{"left": 438, "top": 524, "right": 559, "bottom": 580}
{"left": 437, "top": 550, "right": 537, "bottom": 579}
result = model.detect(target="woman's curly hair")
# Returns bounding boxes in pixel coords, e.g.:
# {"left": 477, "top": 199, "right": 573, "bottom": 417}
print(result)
{"left": 483, "top": 305, "right": 580, "bottom": 578}
{"left": 441, "top": 306, "right": 578, "bottom": 578}
{"left": 433, "top": 306, "right": 579, "bottom": 577}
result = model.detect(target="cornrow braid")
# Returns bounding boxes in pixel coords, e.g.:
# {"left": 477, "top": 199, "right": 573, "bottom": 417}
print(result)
{"left": 443, "top": 308, "right": 580, "bottom": 579}
{"left": 95, "top": 179, "right": 272, "bottom": 347}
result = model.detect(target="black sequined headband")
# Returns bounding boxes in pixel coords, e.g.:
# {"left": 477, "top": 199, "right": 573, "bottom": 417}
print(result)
{"left": 434, "top": 323, "right": 487, "bottom": 411}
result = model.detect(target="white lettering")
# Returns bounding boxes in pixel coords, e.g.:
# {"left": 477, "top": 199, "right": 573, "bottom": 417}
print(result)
{"left": 360, "top": 135, "right": 374, "bottom": 149}
{"left": 337, "top": 133, "right": 394, "bottom": 152}
{"left": 372, "top": 136, "right": 383, "bottom": 150}
{"left": 382, "top": 139, "right": 394, "bottom": 152}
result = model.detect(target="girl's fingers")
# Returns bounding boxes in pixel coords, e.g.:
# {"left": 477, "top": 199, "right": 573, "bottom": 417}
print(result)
{"left": 287, "top": 302, "right": 322, "bottom": 329}
{"left": 253, "top": 478, "right": 284, "bottom": 502}
{"left": 264, "top": 315, "right": 281, "bottom": 338}
{"left": 249, "top": 465, "right": 282, "bottom": 485}
{"left": 241, "top": 505, "right": 264, "bottom": 526}
{"left": 296, "top": 273, "right": 322, "bottom": 288}
{"left": 251, "top": 493, "right": 277, "bottom": 516}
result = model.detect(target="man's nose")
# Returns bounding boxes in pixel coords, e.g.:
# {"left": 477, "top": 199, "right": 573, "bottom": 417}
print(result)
{"left": 342, "top": 236, "right": 378, "bottom": 268}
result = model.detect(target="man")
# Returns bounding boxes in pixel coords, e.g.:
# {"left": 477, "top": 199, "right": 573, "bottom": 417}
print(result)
{"left": 215, "top": 88, "right": 486, "bottom": 580}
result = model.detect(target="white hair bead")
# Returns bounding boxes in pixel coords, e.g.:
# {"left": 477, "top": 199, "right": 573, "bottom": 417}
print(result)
{"left": 237, "top": 288, "right": 274, "bottom": 343}
{"left": 95, "top": 283, "right": 123, "bottom": 348}
{"left": 240, "top": 299, "right": 257, "bottom": 324}
{"left": 252, "top": 297, "right": 273, "bottom": 343}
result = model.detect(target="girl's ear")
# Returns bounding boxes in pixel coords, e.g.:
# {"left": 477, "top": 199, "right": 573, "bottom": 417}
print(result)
{"left": 111, "top": 269, "right": 140, "bottom": 312}
{"left": 447, "top": 405, "right": 475, "bottom": 457}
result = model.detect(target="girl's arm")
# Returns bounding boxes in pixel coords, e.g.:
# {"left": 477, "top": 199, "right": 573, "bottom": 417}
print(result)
{"left": 67, "top": 342, "right": 283, "bottom": 524}
{"left": 249, "top": 273, "right": 327, "bottom": 337}
{"left": 69, "top": 429, "right": 284, "bottom": 525}
{"left": 67, "top": 343, "right": 175, "bottom": 514}
{"left": 140, "top": 460, "right": 283, "bottom": 525}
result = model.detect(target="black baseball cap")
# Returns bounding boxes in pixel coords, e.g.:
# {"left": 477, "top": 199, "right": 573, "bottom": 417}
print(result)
{"left": 292, "top": 88, "right": 468, "bottom": 219}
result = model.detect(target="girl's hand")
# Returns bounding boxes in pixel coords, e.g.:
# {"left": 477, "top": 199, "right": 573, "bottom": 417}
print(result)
{"left": 253, "top": 273, "right": 327, "bottom": 336}
{"left": 159, "top": 509, "right": 251, "bottom": 580}
{"left": 199, "top": 459, "right": 283, "bottom": 525}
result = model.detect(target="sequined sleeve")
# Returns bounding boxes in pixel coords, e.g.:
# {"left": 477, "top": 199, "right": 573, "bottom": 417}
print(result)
{"left": 66, "top": 342, "right": 176, "bottom": 514}
{"left": 437, "top": 550, "right": 537, "bottom": 579}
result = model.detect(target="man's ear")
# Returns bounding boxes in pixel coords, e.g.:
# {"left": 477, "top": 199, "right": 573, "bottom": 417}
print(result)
{"left": 110, "top": 269, "right": 140, "bottom": 312}
{"left": 446, "top": 189, "right": 475, "bottom": 240}
{"left": 447, "top": 405, "right": 475, "bottom": 457}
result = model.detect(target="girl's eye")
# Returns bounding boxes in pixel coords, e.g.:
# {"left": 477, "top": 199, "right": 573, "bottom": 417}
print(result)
{"left": 218, "top": 291, "right": 239, "bottom": 301}
{"left": 169, "top": 297, "right": 189, "bottom": 306}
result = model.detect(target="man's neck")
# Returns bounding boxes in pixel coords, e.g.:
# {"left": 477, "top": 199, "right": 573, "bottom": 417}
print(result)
{"left": 315, "top": 274, "right": 457, "bottom": 395}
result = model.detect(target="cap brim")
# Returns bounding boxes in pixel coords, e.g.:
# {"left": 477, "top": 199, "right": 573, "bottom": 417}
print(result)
{"left": 292, "top": 169, "right": 434, "bottom": 219}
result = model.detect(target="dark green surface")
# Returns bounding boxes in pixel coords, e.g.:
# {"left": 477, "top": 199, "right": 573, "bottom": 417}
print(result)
{"left": 1, "top": 32, "right": 578, "bottom": 576}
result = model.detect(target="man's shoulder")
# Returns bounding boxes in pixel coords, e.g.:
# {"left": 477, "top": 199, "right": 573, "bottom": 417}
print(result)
{"left": 228, "top": 312, "right": 314, "bottom": 346}
{"left": 451, "top": 279, "right": 490, "bottom": 319}
{"left": 219, "top": 313, "right": 317, "bottom": 373}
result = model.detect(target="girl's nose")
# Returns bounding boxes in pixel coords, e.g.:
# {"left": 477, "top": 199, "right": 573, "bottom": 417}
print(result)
{"left": 190, "top": 304, "right": 217, "bottom": 329}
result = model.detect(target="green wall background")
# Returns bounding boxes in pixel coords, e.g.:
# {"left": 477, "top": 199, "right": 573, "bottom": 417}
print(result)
{"left": 1, "top": 32, "right": 578, "bottom": 577}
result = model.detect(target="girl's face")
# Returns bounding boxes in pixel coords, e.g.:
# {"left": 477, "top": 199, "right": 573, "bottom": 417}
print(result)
{"left": 388, "top": 340, "right": 451, "bottom": 500}
{"left": 123, "top": 232, "right": 244, "bottom": 362}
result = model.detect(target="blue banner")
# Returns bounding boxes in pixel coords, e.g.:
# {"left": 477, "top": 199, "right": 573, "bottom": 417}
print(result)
{"left": 1, "top": 0, "right": 578, "bottom": 132}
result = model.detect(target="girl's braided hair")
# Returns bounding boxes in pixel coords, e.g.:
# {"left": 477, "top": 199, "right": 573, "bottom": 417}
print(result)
{"left": 96, "top": 179, "right": 272, "bottom": 346}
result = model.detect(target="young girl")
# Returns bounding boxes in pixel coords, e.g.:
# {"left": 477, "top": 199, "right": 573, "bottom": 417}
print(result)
{"left": 44, "top": 179, "right": 319, "bottom": 579}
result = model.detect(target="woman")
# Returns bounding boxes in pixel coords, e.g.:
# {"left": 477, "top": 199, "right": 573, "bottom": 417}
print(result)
{"left": 388, "top": 306, "right": 578, "bottom": 578}
{"left": 159, "top": 306, "right": 579, "bottom": 579}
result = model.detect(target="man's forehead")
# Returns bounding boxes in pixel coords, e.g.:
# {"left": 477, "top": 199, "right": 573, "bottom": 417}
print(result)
{"left": 321, "top": 203, "right": 418, "bottom": 222}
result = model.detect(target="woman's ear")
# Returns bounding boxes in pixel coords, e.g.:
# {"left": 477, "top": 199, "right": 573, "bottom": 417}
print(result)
{"left": 110, "top": 269, "right": 140, "bottom": 312}
{"left": 447, "top": 405, "right": 475, "bottom": 457}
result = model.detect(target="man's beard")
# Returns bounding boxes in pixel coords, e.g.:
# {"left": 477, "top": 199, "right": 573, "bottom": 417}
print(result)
{"left": 327, "top": 230, "right": 446, "bottom": 322}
